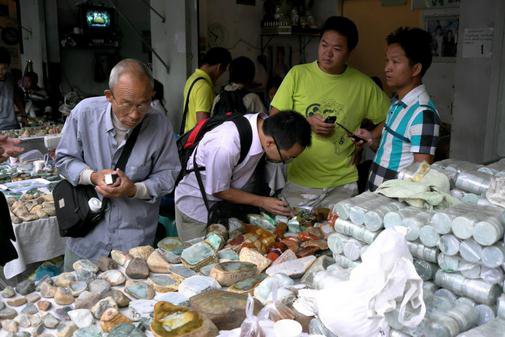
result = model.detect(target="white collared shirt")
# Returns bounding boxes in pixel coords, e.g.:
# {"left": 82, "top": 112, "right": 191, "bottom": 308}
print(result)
{"left": 175, "top": 113, "right": 266, "bottom": 222}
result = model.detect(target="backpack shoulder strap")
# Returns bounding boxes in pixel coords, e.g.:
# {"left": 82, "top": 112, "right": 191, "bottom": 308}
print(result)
{"left": 180, "top": 76, "right": 205, "bottom": 134}
{"left": 231, "top": 115, "right": 253, "bottom": 165}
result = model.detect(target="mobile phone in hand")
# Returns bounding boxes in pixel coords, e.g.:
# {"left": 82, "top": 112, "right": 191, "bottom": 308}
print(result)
{"left": 324, "top": 116, "right": 337, "bottom": 124}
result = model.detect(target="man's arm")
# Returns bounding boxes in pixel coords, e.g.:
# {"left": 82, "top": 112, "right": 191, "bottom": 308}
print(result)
{"left": 137, "top": 120, "right": 181, "bottom": 203}
{"left": 55, "top": 111, "right": 92, "bottom": 186}
{"left": 413, "top": 153, "right": 434, "bottom": 164}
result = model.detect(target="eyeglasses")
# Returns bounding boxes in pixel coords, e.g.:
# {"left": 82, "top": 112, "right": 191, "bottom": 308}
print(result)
{"left": 272, "top": 136, "right": 294, "bottom": 164}
{"left": 111, "top": 92, "right": 151, "bottom": 113}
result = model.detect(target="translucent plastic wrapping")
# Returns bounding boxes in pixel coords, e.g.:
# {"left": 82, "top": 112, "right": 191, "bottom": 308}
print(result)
{"left": 434, "top": 270, "right": 501, "bottom": 305}
{"left": 457, "top": 317, "right": 505, "bottom": 337}
{"left": 333, "top": 218, "right": 378, "bottom": 244}
{"left": 455, "top": 171, "right": 492, "bottom": 195}
{"left": 407, "top": 241, "right": 439, "bottom": 263}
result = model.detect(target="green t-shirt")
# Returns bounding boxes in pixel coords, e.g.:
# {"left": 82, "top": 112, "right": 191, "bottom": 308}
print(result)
{"left": 271, "top": 61, "right": 389, "bottom": 189}
{"left": 183, "top": 69, "right": 214, "bottom": 133}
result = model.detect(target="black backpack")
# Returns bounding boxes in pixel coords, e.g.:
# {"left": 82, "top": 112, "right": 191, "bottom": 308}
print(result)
{"left": 212, "top": 88, "right": 250, "bottom": 117}
{"left": 175, "top": 114, "right": 253, "bottom": 185}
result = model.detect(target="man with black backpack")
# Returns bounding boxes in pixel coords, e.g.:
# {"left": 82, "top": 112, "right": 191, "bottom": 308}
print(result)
{"left": 212, "top": 56, "right": 266, "bottom": 116}
{"left": 174, "top": 111, "right": 311, "bottom": 242}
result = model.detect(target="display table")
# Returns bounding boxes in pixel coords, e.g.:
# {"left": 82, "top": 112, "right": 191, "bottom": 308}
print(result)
{"left": 4, "top": 216, "right": 66, "bottom": 279}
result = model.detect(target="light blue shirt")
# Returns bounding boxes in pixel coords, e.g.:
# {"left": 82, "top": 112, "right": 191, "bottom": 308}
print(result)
{"left": 56, "top": 96, "right": 180, "bottom": 260}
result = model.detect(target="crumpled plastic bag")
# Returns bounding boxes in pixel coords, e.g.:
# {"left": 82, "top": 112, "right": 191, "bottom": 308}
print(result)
{"left": 239, "top": 295, "right": 264, "bottom": 337}
{"left": 307, "top": 228, "right": 426, "bottom": 337}
{"left": 257, "top": 281, "right": 296, "bottom": 322}
{"left": 486, "top": 176, "right": 505, "bottom": 209}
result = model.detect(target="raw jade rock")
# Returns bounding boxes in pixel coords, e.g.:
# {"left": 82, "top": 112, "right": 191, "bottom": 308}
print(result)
{"left": 125, "top": 258, "right": 150, "bottom": 279}
{"left": 54, "top": 272, "right": 76, "bottom": 288}
{"left": 97, "top": 256, "right": 118, "bottom": 272}
{"left": 43, "top": 313, "right": 60, "bottom": 329}
{"left": 55, "top": 306, "right": 73, "bottom": 321}
{"left": 146, "top": 250, "right": 171, "bottom": 273}
{"left": 98, "top": 270, "right": 126, "bottom": 286}
{"left": 16, "top": 280, "right": 35, "bottom": 295}
{"left": 148, "top": 274, "right": 178, "bottom": 293}
{"left": 68, "top": 308, "right": 94, "bottom": 329}
{"left": 108, "top": 323, "right": 146, "bottom": 337}
{"left": 1, "top": 286, "right": 15, "bottom": 298}
{"left": 111, "top": 250, "right": 132, "bottom": 266}
{"left": 107, "top": 289, "right": 130, "bottom": 308}
{"left": 128, "top": 246, "right": 154, "bottom": 261}
{"left": 124, "top": 281, "right": 155, "bottom": 300}
{"left": 88, "top": 279, "right": 111, "bottom": 296}
{"left": 90, "top": 297, "right": 117, "bottom": 319}
{"left": 73, "top": 326, "right": 102, "bottom": 337}
{"left": 266, "top": 255, "right": 317, "bottom": 278}
{"left": 73, "top": 259, "right": 99, "bottom": 274}
{"left": 21, "top": 303, "right": 38, "bottom": 315}
{"left": 7, "top": 297, "right": 27, "bottom": 307}
{"left": 70, "top": 281, "right": 88, "bottom": 296}
{"left": 54, "top": 287, "right": 74, "bottom": 305}
{"left": 25, "top": 292, "right": 41, "bottom": 303}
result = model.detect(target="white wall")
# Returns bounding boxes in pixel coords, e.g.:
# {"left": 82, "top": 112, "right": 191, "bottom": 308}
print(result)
{"left": 199, "top": 0, "right": 340, "bottom": 90}
{"left": 150, "top": 0, "right": 199, "bottom": 129}
{"left": 450, "top": 0, "right": 505, "bottom": 163}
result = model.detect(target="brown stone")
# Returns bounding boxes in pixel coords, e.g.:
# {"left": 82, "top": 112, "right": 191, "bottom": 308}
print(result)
{"left": 54, "top": 287, "right": 75, "bottom": 305}
{"left": 128, "top": 245, "right": 154, "bottom": 260}
{"left": 37, "top": 300, "right": 52, "bottom": 311}
{"left": 7, "top": 297, "right": 27, "bottom": 307}
{"left": 147, "top": 250, "right": 171, "bottom": 273}
{"left": 100, "top": 308, "right": 131, "bottom": 332}
{"left": 125, "top": 258, "right": 150, "bottom": 279}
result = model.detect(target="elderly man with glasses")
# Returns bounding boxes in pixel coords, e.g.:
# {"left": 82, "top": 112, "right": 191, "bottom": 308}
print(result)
{"left": 56, "top": 59, "right": 180, "bottom": 271}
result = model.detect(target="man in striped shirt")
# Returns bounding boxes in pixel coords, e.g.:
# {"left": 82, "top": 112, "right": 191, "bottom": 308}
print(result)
{"left": 356, "top": 27, "right": 440, "bottom": 191}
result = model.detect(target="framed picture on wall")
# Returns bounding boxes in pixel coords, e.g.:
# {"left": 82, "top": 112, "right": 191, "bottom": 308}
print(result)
{"left": 424, "top": 14, "right": 459, "bottom": 62}
{"left": 412, "top": 0, "right": 460, "bottom": 10}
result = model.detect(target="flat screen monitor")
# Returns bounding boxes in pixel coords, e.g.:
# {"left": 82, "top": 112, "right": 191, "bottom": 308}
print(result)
{"left": 82, "top": 6, "right": 113, "bottom": 32}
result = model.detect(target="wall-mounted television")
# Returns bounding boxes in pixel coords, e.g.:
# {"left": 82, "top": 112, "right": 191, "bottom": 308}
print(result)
{"left": 81, "top": 6, "right": 114, "bottom": 34}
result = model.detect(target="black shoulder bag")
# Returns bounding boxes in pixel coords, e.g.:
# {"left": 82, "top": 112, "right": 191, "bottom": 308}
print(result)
{"left": 53, "top": 121, "right": 143, "bottom": 238}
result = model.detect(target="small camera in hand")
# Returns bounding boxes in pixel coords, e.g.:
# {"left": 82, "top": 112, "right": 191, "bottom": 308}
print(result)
{"left": 104, "top": 173, "right": 118, "bottom": 185}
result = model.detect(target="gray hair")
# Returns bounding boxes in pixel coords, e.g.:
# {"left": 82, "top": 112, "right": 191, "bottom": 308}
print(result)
{"left": 108, "top": 59, "right": 154, "bottom": 90}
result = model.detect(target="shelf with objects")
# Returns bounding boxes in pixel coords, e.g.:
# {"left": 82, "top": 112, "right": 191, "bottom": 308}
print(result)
{"left": 260, "top": 26, "right": 320, "bottom": 64}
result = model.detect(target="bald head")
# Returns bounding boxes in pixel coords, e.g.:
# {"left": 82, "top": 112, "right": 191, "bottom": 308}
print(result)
{"left": 109, "top": 59, "right": 154, "bottom": 90}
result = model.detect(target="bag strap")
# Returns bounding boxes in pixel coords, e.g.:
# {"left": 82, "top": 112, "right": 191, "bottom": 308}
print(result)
{"left": 99, "top": 120, "right": 143, "bottom": 210}
{"left": 180, "top": 77, "right": 205, "bottom": 135}
{"left": 192, "top": 115, "right": 253, "bottom": 212}
{"left": 115, "top": 120, "right": 143, "bottom": 171}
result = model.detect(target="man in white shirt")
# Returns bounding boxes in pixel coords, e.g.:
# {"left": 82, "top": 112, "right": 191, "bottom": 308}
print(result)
{"left": 175, "top": 111, "right": 312, "bottom": 241}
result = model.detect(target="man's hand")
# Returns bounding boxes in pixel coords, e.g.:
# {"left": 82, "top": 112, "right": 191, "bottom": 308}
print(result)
{"left": 259, "top": 197, "right": 292, "bottom": 217}
{"left": 0, "top": 135, "right": 23, "bottom": 159}
{"left": 353, "top": 128, "right": 373, "bottom": 146}
{"left": 90, "top": 169, "right": 119, "bottom": 187}
{"left": 307, "top": 114, "right": 335, "bottom": 136}
{"left": 95, "top": 169, "right": 137, "bottom": 199}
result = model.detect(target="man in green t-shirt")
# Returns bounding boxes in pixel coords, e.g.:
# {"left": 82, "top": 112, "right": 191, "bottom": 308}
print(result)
{"left": 270, "top": 16, "right": 389, "bottom": 208}
{"left": 181, "top": 47, "right": 232, "bottom": 133}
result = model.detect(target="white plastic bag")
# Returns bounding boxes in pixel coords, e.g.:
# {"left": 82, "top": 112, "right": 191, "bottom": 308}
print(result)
{"left": 315, "top": 228, "right": 426, "bottom": 337}
{"left": 239, "top": 295, "right": 263, "bottom": 337}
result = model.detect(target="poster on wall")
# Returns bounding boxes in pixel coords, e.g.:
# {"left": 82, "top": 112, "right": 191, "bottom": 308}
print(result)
{"left": 412, "top": 0, "right": 460, "bottom": 9}
{"left": 424, "top": 14, "right": 459, "bottom": 62}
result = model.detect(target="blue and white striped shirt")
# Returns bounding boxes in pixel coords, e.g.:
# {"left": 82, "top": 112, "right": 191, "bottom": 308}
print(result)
{"left": 368, "top": 85, "right": 440, "bottom": 191}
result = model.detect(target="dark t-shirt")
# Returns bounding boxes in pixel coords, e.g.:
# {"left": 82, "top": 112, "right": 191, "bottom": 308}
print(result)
{"left": 0, "top": 73, "right": 20, "bottom": 130}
